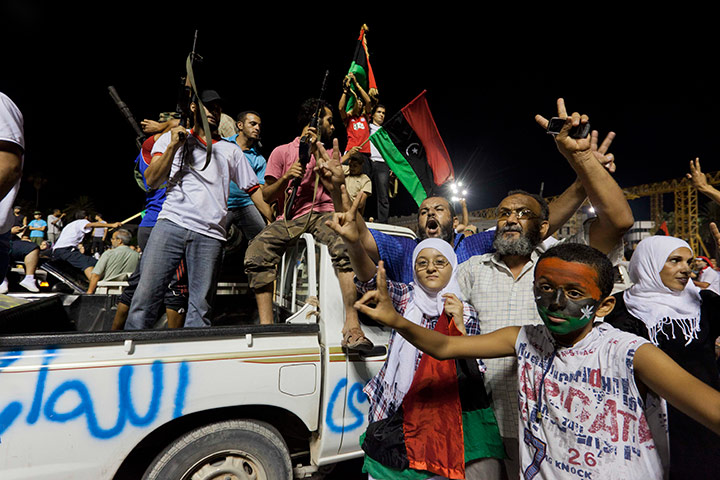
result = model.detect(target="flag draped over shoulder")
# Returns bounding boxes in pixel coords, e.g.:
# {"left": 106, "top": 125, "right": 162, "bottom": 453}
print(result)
{"left": 369, "top": 90, "right": 455, "bottom": 206}
{"left": 345, "top": 24, "right": 377, "bottom": 113}
{"left": 361, "top": 313, "right": 505, "bottom": 479}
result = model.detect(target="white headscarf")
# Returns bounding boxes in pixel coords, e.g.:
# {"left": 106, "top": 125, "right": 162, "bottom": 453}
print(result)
{"left": 624, "top": 236, "right": 701, "bottom": 346}
{"left": 384, "top": 238, "right": 462, "bottom": 404}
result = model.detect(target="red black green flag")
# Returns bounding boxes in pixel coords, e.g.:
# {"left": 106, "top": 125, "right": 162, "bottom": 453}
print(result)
{"left": 345, "top": 24, "right": 378, "bottom": 113}
{"left": 369, "top": 90, "right": 455, "bottom": 206}
{"left": 360, "top": 313, "right": 505, "bottom": 479}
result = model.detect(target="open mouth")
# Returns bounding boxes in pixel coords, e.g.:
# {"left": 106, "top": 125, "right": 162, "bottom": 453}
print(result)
{"left": 426, "top": 218, "right": 439, "bottom": 235}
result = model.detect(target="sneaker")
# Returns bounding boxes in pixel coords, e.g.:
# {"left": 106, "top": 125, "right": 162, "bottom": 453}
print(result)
{"left": 19, "top": 277, "right": 39, "bottom": 293}
{"left": 0, "top": 279, "right": 8, "bottom": 294}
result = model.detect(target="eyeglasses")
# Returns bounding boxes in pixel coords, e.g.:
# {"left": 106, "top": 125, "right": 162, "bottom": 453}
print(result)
{"left": 415, "top": 258, "right": 450, "bottom": 271}
{"left": 496, "top": 208, "right": 539, "bottom": 221}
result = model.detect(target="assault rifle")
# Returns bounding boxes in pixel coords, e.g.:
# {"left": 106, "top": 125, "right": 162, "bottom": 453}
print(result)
{"left": 107, "top": 85, "right": 145, "bottom": 150}
{"left": 285, "top": 70, "right": 330, "bottom": 219}
{"left": 175, "top": 30, "right": 213, "bottom": 171}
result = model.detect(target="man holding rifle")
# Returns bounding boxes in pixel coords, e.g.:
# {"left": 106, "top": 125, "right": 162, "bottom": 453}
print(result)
{"left": 126, "top": 90, "right": 266, "bottom": 329}
{"left": 244, "top": 98, "right": 373, "bottom": 350}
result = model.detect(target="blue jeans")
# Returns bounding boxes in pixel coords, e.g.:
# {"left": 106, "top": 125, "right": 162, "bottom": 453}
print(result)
{"left": 125, "top": 219, "right": 222, "bottom": 329}
{"left": 225, "top": 204, "right": 265, "bottom": 243}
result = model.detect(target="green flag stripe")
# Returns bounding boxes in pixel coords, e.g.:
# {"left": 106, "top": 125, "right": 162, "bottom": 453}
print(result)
{"left": 370, "top": 129, "right": 427, "bottom": 206}
{"left": 345, "top": 62, "right": 368, "bottom": 113}
{"left": 462, "top": 408, "right": 507, "bottom": 462}
{"left": 360, "top": 432, "right": 431, "bottom": 480}
{"left": 348, "top": 61, "right": 368, "bottom": 86}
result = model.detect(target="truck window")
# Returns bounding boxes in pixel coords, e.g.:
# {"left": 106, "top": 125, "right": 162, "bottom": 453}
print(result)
{"left": 277, "top": 237, "right": 319, "bottom": 314}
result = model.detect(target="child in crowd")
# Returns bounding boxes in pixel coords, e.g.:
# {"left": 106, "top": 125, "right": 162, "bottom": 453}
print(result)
{"left": 342, "top": 153, "right": 372, "bottom": 216}
{"left": 355, "top": 242, "right": 720, "bottom": 480}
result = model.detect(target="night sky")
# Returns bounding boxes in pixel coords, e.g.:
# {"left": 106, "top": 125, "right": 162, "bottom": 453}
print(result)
{"left": 2, "top": 3, "right": 718, "bottom": 223}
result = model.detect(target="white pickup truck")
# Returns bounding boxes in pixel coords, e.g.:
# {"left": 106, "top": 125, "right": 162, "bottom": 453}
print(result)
{"left": 0, "top": 224, "right": 416, "bottom": 479}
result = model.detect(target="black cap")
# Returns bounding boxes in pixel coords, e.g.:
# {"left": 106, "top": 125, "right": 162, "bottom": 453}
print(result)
{"left": 200, "top": 90, "right": 222, "bottom": 104}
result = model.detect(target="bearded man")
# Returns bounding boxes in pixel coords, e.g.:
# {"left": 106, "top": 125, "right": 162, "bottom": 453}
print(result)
{"left": 454, "top": 104, "right": 633, "bottom": 478}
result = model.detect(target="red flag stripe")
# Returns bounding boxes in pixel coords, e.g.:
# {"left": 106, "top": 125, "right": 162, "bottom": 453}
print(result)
{"left": 401, "top": 91, "right": 454, "bottom": 186}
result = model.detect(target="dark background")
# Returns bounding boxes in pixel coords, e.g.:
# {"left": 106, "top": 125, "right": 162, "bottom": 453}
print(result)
{"left": 2, "top": 3, "right": 718, "bottom": 224}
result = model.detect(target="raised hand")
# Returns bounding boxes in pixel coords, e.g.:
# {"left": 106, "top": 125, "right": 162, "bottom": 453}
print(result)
{"left": 442, "top": 293, "right": 467, "bottom": 335}
{"left": 687, "top": 157, "right": 709, "bottom": 191}
{"left": 535, "top": 98, "right": 592, "bottom": 160}
{"left": 325, "top": 187, "right": 364, "bottom": 244}
{"left": 591, "top": 130, "right": 617, "bottom": 173}
{"left": 710, "top": 223, "right": 720, "bottom": 252}
{"left": 354, "top": 261, "right": 401, "bottom": 327}
{"left": 314, "top": 138, "right": 345, "bottom": 192}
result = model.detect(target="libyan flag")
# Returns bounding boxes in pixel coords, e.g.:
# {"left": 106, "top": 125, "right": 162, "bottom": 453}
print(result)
{"left": 361, "top": 313, "right": 505, "bottom": 479}
{"left": 345, "top": 25, "right": 378, "bottom": 113}
{"left": 369, "top": 91, "right": 455, "bottom": 206}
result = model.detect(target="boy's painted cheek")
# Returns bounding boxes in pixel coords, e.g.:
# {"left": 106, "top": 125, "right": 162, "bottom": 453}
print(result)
{"left": 534, "top": 286, "right": 599, "bottom": 335}
{"left": 534, "top": 258, "right": 604, "bottom": 335}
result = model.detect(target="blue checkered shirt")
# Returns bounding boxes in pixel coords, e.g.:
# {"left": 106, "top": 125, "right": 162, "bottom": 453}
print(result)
{"left": 357, "top": 275, "right": 483, "bottom": 423}
{"left": 369, "top": 229, "right": 495, "bottom": 284}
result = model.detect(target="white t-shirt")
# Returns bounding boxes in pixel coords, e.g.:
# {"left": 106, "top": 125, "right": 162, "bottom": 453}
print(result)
{"left": 92, "top": 220, "right": 107, "bottom": 238}
{"left": 0, "top": 92, "right": 24, "bottom": 234}
{"left": 369, "top": 123, "right": 384, "bottom": 163}
{"left": 516, "top": 323, "right": 663, "bottom": 480}
{"left": 152, "top": 131, "right": 259, "bottom": 241}
{"left": 699, "top": 267, "right": 720, "bottom": 295}
{"left": 53, "top": 219, "right": 91, "bottom": 250}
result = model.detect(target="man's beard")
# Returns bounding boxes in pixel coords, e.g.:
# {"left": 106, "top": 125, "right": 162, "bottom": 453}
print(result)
{"left": 320, "top": 128, "right": 333, "bottom": 145}
{"left": 493, "top": 223, "right": 542, "bottom": 257}
{"left": 418, "top": 217, "right": 454, "bottom": 244}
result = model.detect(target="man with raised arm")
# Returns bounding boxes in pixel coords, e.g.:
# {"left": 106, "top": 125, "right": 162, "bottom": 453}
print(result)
{"left": 126, "top": 90, "right": 265, "bottom": 329}
{"left": 244, "top": 98, "right": 373, "bottom": 350}
{"left": 349, "top": 110, "right": 618, "bottom": 287}
{"left": 451, "top": 99, "right": 633, "bottom": 476}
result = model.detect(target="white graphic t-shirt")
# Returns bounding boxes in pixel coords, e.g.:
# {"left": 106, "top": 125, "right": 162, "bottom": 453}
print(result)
{"left": 516, "top": 322, "right": 664, "bottom": 480}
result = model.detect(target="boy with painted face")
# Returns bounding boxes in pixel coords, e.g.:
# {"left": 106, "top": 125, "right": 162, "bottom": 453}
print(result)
{"left": 356, "top": 242, "right": 720, "bottom": 480}
{"left": 533, "top": 255, "right": 606, "bottom": 338}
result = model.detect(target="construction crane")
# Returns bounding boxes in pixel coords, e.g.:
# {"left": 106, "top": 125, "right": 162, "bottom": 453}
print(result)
{"left": 467, "top": 171, "right": 720, "bottom": 257}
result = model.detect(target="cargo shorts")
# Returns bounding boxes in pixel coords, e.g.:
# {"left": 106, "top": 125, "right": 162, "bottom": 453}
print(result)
{"left": 244, "top": 211, "right": 351, "bottom": 290}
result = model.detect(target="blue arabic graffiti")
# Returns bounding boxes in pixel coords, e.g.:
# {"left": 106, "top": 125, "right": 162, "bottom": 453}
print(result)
{"left": 0, "top": 348, "right": 189, "bottom": 439}
{"left": 325, "top": 378, "right": 368, "bottom": 433}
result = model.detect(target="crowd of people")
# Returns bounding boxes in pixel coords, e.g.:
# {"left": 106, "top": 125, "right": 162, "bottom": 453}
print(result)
{"left": 2, "top": 81, "right": 720, "bottom": 479}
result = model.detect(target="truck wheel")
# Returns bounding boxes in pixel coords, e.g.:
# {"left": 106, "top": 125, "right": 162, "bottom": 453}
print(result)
{"left": 142, "top": 419, "right": 293, "bottom": 480}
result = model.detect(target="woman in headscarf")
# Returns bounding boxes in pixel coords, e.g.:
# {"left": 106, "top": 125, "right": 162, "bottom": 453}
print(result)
{"left": 326, "top": 197, "right": 504, "bottom": 479}
{"left": 604, "top": 235, "right": 720, "bottom": 479}
{"left": 361, "top": 238, "right": 505, "bottom": 480}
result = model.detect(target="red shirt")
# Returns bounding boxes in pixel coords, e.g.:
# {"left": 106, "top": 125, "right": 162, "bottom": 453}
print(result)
{"left": 345, "top": 115, "right": 371, "bottom": 154}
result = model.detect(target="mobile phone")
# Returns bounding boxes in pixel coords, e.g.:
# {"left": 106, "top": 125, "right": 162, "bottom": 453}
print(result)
{"left": 546, "top": 117, "right": 591, "bottom": 139}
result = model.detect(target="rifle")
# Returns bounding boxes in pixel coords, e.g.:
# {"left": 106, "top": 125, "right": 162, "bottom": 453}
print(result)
{"left": 107, "top": 86, "right": 145, "bottom": 150}
{"left": 285, "top": 70, "right": 330, "bottom": 219}
{"left": 175, "top": 30, "right": 213, "bottom": 171}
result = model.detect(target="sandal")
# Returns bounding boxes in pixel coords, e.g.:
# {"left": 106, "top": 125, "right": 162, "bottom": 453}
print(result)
{"left": 342, "top": 327, "right": 374, "bottom": 352}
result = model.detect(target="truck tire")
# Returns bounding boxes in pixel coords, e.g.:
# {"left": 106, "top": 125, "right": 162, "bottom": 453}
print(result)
{"left": 142, "top": 419, "right": 293, "bottom": 480}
